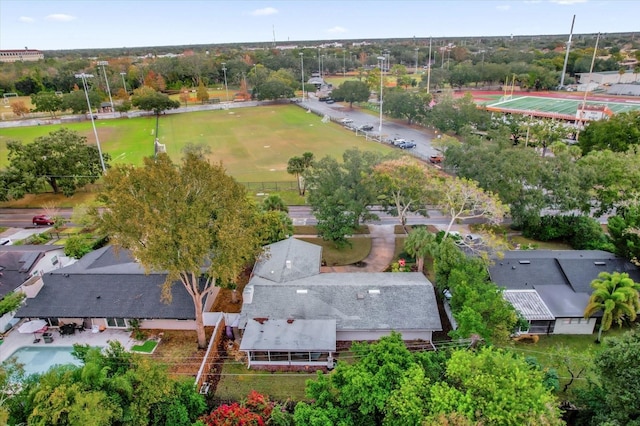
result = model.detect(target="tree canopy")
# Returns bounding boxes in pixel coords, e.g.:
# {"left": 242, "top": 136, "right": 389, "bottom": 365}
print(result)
{"left": 330, "top": 80, "right": 370, "bottom": 107}
{"left": 4, "top": 342, "right": 206, "bottom": 426}
{"left": 95, "top": 153, "right": 264, "bottom": 348}
{"left": 1, "top": 128, "right": 109, "bottom": 200}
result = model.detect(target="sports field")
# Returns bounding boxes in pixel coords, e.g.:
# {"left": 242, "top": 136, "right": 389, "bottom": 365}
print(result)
{"left": 0, "top": 105, "right": 394, "bottom": 182}
{"left": 485, "top": 95, "right": 640, "bottom": 117}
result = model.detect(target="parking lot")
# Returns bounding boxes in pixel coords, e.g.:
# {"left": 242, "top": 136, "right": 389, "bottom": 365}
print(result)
{"left": 299, "top": 95, "right": 439, "bottom": 162}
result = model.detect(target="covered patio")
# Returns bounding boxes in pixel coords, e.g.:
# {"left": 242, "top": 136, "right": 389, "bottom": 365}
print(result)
{"left": 240, "top": 319, "right": 336, "bottom": 368}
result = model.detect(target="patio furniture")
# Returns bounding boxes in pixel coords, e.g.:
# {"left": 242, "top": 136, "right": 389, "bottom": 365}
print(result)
{"left": 43, "top": 332, "right": 54, "bottom": 343}
{"left": 60, "top": 324, "right": 76, "bottom": 336}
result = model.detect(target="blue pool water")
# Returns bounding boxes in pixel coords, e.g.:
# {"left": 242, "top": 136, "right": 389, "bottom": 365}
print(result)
{"left": 6, "top": 346, "right": 83, "bottom": 376}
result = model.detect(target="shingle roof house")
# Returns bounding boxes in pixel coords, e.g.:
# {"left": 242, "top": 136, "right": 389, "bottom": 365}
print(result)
{"left": 15, "top": 246, "right": 210, "bottom": 331}
{"left": 489, "top": 250, "right": 640, "bottom": 335}
{"left": 239, "top": 238, "right": 442, "bottom": 368}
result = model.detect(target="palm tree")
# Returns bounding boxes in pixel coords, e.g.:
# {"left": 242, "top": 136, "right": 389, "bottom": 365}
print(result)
{"left": 403, "top": 227, "right": 438, "bottom": 273}
{"left": 584, "top": 272, "right": 640, "bottom": 342}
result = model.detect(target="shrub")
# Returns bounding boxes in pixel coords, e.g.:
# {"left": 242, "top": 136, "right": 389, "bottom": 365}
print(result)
{"left": 64, "top": 234, "right": 94, "bottom": 259}
{"left": 522, "top": 215, "right": 612, "bottom": 251}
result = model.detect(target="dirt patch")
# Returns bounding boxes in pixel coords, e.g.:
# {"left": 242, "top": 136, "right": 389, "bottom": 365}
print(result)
{"left": 147, "top": 329, "right": 211, "bottom": 378}
{"left": 210, "top": 266, "right": 252, "bottom": 313}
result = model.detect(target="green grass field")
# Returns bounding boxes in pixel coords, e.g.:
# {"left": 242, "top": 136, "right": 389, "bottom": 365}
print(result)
{"left": 486, "top": 95, "right": 640, "bottom": 116}
{"left": 0, "top": 105, "right": 394, "bottom": 182}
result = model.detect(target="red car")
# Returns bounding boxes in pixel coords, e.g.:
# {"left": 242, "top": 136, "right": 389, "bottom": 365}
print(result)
{"left": 32, "top": 215, "right": 55, "bottom": 226}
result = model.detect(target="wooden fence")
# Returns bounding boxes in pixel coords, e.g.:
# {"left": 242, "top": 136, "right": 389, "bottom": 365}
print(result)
{"left": 195, "top": 316, "right": 226, "bottom": 394}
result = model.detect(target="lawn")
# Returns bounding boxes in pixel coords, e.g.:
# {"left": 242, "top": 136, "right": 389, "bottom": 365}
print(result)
{"left": 507, "top": 326, "right": 632, "bottom": 396}
{"left": 298, "top": 237, "right": 371, "bottom": 266}
{"left": 216, "top": 361, "right": 313, "bottom": 402}
{"left": 0, "top": 105, "right": 394, "bottom": 183}
{"left": 131, "top": 339, "right": 159, "bottom": 353}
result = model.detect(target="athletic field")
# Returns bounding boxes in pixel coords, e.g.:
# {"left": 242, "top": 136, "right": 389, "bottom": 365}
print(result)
{"left": 484, "top": 95, "right": 640, "bottom": 119}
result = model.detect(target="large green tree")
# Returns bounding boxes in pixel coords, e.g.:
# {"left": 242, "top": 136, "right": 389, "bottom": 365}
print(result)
{"left": 427, "top": 347, "right": 563, "bottom": 425}
{"left": 330, "top": 80, "right": 371, "bottom": 108}
{"left": 2, "top": 128, "right": 109, "bottom": 200}
{"left": 383, "top": 91, "right": 430, "bottom": 125}
{"left": 584, "top": 271, "right": 640, "bottom": 342}
{"left": 62, "top": 89, "right": 101, "bottom": 114}
{"left": 131, "top": 89, "right": 180, "bottom": 139}
{"left": 587, "top": 329, "right": 640, "bottom": 425}
{"left": 372, "top": 157, "right": 436, "bottom": 229}
{"left": 30, "top": 91, "right": 63, "bottom": 118}
{"left": 7, "top": 342, "right": 206, "bottom": 426}
{"left": 96, "top": 153, "right": 263, "bottom": 348}
{"left": 607, "top": 203, "right": 640, "bottom": 264}
{"left": 578, "top": 111, "right": 640, "bottom": 155}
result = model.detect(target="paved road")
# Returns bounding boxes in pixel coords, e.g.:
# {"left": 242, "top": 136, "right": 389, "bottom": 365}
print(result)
{"left": 1, "top": 206, "right": 454, "bottom": 230}
{"left": 299, "top": 96, "right": 440, "bottom": 161}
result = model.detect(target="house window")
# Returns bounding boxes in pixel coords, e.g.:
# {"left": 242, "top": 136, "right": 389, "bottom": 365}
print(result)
{"left": 106, "top": 318, "right": 128, "bottom": 328}
{"left": 46, "top": 318, "right": 59, "bottom": 327}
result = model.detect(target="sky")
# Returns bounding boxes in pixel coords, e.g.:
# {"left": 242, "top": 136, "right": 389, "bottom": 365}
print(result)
{"left": 1, "top": 0, "right": 639, "bottom": 51}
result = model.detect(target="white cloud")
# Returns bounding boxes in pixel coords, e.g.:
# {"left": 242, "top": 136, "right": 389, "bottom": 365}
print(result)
{"left": 496, "top": 4, "right": 511, "bottom": 10}
{"left": 549, "top": 0, "right": 588, "bottom": 4}
{"left": 327, "top": 26, "right": 347, "bottom": 34}
{"left": 19, "top": 16, "right": 35, "bottom": 23}
{"left": 251, "top": 7, "right": 278, "bottom": 16}
{"left": 45, "top": 13, "right": 76, "bottom": 22}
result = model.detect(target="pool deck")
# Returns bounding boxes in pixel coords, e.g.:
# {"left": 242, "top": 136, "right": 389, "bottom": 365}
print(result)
{"left": 0, "top": 326, "right": 136, "bottom": 363}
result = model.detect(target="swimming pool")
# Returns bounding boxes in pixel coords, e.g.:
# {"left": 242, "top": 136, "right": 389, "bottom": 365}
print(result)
{"left": 5, "top": 346, "right": 83, "bottom": 376}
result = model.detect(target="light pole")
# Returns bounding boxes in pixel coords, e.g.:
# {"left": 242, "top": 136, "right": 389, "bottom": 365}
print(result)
{"left": 75, "top": 73, "right": 106, "bottom": 173}
{"left": 415, "top": 47, "right": 419, "bottom": 74}
{"left": 120, "top": 72, "right": 128, "bottom": 94}
{"left": 427, "top": 37, "right": 432, "bottom": 94}
{"left": 343, "top": 50, "right": 346, "bottom": 77}
{"left": 221, "top": 62, "right": 229, "bottom": 102}
{"left": 97, "top": 61, "right": 114, "bottom": 115}
{"left": 300, "top": 52, "right": 305, "bottom": 101}
{"left": 377, "top": 56, "right": 385, "bottom": 136}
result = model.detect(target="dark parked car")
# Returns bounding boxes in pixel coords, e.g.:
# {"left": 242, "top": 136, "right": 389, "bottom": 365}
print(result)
{"left": 359, "top": 124, "right": 374, "bottom": 131}
{"left": 325, "top": 98, "right": 335, "bottom": 104}
{"left": 32, "top": 215, "right": 55, "bottom": 226}
{"left": 398, "top": 141, "right": 416, "bottom": 149}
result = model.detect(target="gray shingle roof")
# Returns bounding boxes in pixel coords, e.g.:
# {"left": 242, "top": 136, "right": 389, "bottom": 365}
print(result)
{"left": 536, "top": 285, "right": 593, "bottom": 318}
{"left": 252, "top": 238, "right": 321, "bottom": 283}
{"left": 15, "top": 272, "right": 195, "bottom": 319}
{"left": 490, "top": 250, "right": 640, "bottom": 319}
{"left": 240, "top": 319, "right": 336, "bottom": 352}
{"left": 241, "top": 272, "right": 442, "bottom": 332}
{"left": 56, "top": 245, "right": 147, "bottom": 275}
{"left": 0, "top": 245, "right": 60, "bottom": 299}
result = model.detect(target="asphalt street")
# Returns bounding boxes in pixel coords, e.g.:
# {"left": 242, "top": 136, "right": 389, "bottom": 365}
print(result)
{"left": 0, "top": 207, "right": 453, "bottom": 229}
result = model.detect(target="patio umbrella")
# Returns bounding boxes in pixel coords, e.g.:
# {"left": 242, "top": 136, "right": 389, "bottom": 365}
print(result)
{"left": 18, "top": 319, "right": 47, "bottom": 335}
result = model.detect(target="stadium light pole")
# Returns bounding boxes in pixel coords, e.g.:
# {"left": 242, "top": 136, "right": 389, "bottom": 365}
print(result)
{"left": 221, "top": 62, "right": 229, "bottom": 102}
{"left": 427, "top": 37, "right": 432, "bottom": 94}
{"left": 120, "top": 72, "right": 128, "bottom": 94}
{"left": 377, "top": 56, "right": 385, "bottom": 136}
{"left": 300, "top": 52, "right": 305, "bottom": 101}
{"left": 75, "top": 73, "right": 106, "bottom": 173}
{"left": 97, "top": 61, "right": 114, "bottom": 115}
